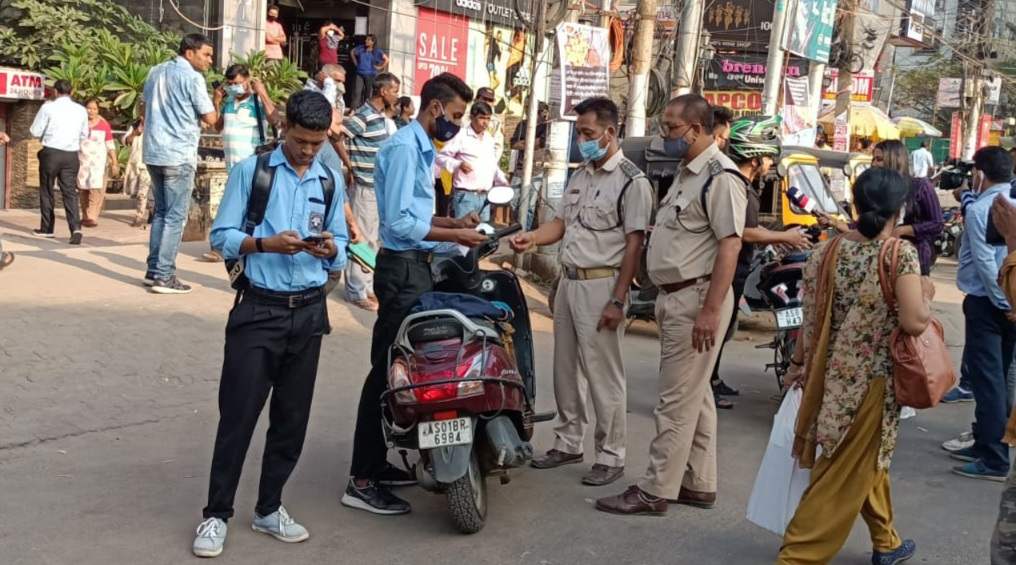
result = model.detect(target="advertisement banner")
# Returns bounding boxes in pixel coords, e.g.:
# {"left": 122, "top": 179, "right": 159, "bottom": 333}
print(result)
{"left": 415, "top": 0, "right": 532, "bottom": 28}
{"left": 822, "top": 69, "right": 874, "bottom": 102}
{"left": 949, "top": 111, "right": 962, "bottom": 159}
{"left": 703, "top": 91, "right": 763, "bottom": 112}
{"left": 785, "top": 0, "right": 839, "bottom": 63}
{"left": 467, "top": 22, "right": 532, "bottom": 116}
{"left": 833, "top": 110, "right": 850, "bottom": 151}
{"left": 704, "top": 55, "right": 809, "bottom": 91}
{"left": 978, "top": 114, "right": 993, "bottom": 150}
{"left": 0, "top": 67, "right": 45, "bottom": 100}
{"left": 782, "top": 76, "right": 817, "bottom": 147}
{"left": 414, "top": 8, "right": 470, "bottom": 95}
{"left": 937, "top": 78, "right": 962, "bottom": 108}
{"left": 704, "top": 0, "right": 775, "bottom": 52}
{"left": 554, "top": 22, "right": 610, "bottom": 119}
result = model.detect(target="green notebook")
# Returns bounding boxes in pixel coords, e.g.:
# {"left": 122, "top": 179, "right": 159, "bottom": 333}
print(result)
{"left": 347, "top": 241, "right": 376, "bottom": 272}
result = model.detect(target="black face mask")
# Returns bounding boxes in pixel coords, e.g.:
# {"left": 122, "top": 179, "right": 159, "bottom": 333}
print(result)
{"left": 434, "top": 105, "right": 461, "bottom": 142}
{"left": 663, "top": 137, "right": 689, "bottom": 160}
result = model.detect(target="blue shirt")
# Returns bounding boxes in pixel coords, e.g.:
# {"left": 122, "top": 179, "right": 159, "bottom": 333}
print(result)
{"left": 353, "top": 45, "right": 384, "bottom": 77}
{"left": 375, "top": 120, "right": 436, "bottom": 251}
{"left": 143, "top": 57, "right": 215, "bottom": 167}
{"left": 210, "top": 146, "right": 349, "bottom": 292}
{"left": 958, "top": 183, "right": 1012, "bottom": 310}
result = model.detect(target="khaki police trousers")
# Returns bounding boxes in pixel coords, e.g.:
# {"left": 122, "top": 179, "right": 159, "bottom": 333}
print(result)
{"left": 552, "top": 276, "right": 627, "bottom": 467}
{"left": 638, "top": 282, "right": 732, "bottom": 499}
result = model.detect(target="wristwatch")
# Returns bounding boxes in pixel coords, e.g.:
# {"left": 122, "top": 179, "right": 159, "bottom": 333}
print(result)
{"left": 609, "top": 298, "right": 625, "bottom": 309}
{"left": 255, "top": 237, "right": 265, "bottom": 253}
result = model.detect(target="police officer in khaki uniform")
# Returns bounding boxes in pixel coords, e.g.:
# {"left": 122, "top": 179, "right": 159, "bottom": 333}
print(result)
{"left": 596, "top": 94, "right": 747, "bottom": 515}
{"left": 510, "top": 97, "right": 653, "bottom": 486}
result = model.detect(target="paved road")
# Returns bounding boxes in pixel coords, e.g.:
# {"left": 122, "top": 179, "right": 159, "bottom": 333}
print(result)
{"left": 0, "top": 210, "right": 1000, "bottom": 564}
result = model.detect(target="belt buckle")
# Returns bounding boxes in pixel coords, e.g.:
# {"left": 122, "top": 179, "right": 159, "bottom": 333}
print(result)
{"left": 288, "top": 294, "right": 300, "bottom": 308}
{"left": 564, "top": 266, "right": 577, "bottom": 279}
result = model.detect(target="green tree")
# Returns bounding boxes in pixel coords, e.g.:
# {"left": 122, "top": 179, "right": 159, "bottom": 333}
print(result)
{"left": 891, "top": 56, "right": 963, "bottom": 128}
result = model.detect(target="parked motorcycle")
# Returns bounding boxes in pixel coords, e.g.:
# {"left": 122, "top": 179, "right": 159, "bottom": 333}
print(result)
{"left": 380, "top": 189, "right": 551, "bottom": 534}
{"left": 933, "top": 207, "right": 963, "bottom": 260}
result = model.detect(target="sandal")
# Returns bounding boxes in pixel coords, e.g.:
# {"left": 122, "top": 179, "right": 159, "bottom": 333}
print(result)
{"left": 0, "top": 251, "right": 14, "bottom": 270}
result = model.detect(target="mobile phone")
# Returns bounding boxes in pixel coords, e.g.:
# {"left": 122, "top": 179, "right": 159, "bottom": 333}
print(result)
{"left": 303, "top": 235, "right": 326, "bottom": 245}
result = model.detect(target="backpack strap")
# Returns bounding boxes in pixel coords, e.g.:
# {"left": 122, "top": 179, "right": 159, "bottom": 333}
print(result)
{"left": 320, "top": 165, "right": 336, "bottom": 225}
{"left": 614, "top": 157, "right": 646, "bottom": 229}
{"left": 699, "top": 163, "right": 750, "bottom": 220}
{"left": 244, "top": 152, "right": 277, "bottom": 235}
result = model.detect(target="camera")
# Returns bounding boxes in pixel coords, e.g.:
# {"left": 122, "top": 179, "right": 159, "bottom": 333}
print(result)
{"left": 937, "top": 159, "right": 974, "bottom": 191}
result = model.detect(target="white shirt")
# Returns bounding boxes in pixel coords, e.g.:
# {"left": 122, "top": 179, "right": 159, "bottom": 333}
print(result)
{"left": 436, "top": 125, "right": 510, "bottom": 192}
{"left": 911, "top": 147, "right": 935, "bottom": 178}
{"left": 30, "top": 96, "right": 89, "bottom": 152}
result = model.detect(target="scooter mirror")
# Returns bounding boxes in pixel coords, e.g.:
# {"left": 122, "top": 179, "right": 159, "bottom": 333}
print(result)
{"left": 476, "top": 223, "right": 495, "bottom": 236}
{"left": 487, "top": 185, "right": 515, "bottom": 206}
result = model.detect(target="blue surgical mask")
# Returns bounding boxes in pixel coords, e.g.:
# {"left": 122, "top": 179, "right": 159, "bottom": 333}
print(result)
{"left": 225, "top": 84, "right": 246, "bottom": 97}
{"left": 434, "top": 103, "right": 461, "bottom": 142}
{"left": 578, "top": 134, "right": 608, "bottom": 162}
{"left": 663, "top": 137, "right": 689, "bottom": 160}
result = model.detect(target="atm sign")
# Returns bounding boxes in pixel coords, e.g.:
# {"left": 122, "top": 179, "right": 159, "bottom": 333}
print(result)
{"left": 0, "top": 67, "right": 46, "bottom": 100}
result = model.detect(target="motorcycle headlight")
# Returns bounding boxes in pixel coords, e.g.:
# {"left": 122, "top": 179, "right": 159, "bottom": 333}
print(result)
{"left": 389, "top": 358, "right": 416, "bottom": 404}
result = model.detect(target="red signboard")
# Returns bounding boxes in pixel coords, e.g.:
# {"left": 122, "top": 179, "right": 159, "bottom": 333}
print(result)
{"left": 0, "top": 67, "right": 45, "bottom": 100}
{"left": 977, "top": 114, "right": 993, "bottom": 150}
{"left": 703, "top": 91, "right": 762, "bottom": 111}
{"left": 414, "top": 8, "right": 469, "bottom": 95}
{"left": 822, "top": 69, "right": 874, "bottom": 103}
{"left": 949, "top": 112, "right": 962, "bottom": 159}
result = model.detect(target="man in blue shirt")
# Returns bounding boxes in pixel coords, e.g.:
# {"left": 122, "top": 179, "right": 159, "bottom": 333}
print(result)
{"left": 142, "top": 34, "right": 218, "bottom": 294}
{"left": 350, "top": 34, "right": 389, "bottom": 109}
{"left": 192, "top": 91, "right": 348, "bottom": 558}
{"left": 342, "top": 73, "right": 488, "bottom": 515}
{"left": 952, "top": 146, "right": 1016, "bottom": 483}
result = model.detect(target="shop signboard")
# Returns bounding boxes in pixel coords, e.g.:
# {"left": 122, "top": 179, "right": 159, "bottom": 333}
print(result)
{"left": 937, "top": 78, "right": 962, "bottom": 108}
{"left": 785, "top": 0, "right": 838, "bottom": 63}
{"left": 703, "top": 0, "right": 775, "bottom": 52}
{"left": 415, "top": 0, "right": 531, "bottom": 28}
{"left": 821, "top": 69, "right": 874, "bottom": 102}
{"left": 704, "top": 54, "right": 808, "bottom": 91}
{"left": 703, "top": 91, "right": 763, "bottom": 112}
{"left": 978, "top": 114, "right": 992, "bottom": 150}
{"left": 554, "top": 22, "right": 610, "bottom": 119}
{"left": 0, "top": 67, "right": 45, "bottom": 100}
{"left": 414, "top": 8, "right": 470, "bottom": 95}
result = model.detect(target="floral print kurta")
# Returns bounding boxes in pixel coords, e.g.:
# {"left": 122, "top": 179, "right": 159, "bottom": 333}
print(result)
{"left": 801, "top": 238, "right": 920, "bottom": 470}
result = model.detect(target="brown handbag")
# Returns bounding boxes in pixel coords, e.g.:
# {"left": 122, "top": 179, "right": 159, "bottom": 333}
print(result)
{"left": 876, "top": 238, "right": 957, "bottom": 409}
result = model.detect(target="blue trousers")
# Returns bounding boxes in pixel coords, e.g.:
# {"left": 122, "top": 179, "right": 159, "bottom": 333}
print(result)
{"left": 452, "top": 189, "right": 490, "bottom": 222}
{"left": 146, "top": 164, "right": 195, "bottom": 280}
{"left": 964, "top": 295, "right": 1016, "bottom": 473}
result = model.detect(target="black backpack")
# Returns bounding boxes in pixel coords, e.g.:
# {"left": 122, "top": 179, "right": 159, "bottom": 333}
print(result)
{"left": 225, "top": 152, "right": 336, "bottom": 290}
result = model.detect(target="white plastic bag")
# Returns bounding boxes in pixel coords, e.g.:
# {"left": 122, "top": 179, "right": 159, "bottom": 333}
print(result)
{"left": 745, "top": 388, "right": 813, "bottom": 536}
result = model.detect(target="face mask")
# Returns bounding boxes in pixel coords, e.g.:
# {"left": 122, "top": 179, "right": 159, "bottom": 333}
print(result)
{"left": 434, "top": 104, "right": 461, "bottom": 142}
{"left": 336, "top": 82, "right": 346, "bottom": 95}
{"left": 663, "top": 137, "right": 689, "bottom": 159}
{"left": 225, "top": 84, "right": 246, "bottom": 97}
{"left": 578, "top": 134, "right": 609, "bottom": 161}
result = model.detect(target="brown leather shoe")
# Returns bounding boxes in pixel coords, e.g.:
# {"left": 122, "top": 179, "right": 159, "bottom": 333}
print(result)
{"left": 530, "top": 449, "right": 582, "bottom": 469}
{"left": 668, "top": 487, "right": 716, "bottom": 509}
{"left": 595, "top": 485, "right": 667, "bottom": 516}
{"left": 581, "top": 464, "right": 624, "bottom": 486}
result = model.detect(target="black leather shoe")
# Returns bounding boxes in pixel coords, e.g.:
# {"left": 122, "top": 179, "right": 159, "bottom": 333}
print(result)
{"left": 340, "top": 480, "right": 411, "bottom": 515}
{"left": 531, "top": 449, "right": 583, "bottom": 469}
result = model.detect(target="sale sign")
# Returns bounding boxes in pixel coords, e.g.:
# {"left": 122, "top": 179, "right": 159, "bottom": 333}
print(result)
{"left": 414, "top": 8, "right": 469, "bottom": 95}
{"left": 0, "top": 67, "right": 45, "bottom": 100}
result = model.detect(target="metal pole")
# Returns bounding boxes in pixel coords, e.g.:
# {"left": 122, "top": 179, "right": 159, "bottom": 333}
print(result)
{"left": 761, "top": 0, "right": 793, "bottom": 115}
{"left": 671, "top": 0, "right": 703, "bottom": 96}
{"left": 625, "top": 0, "right": 657, "bottom": 136}
{"left": 808, "top": 62, "right": 826, "bottom": 119}
{"left": 517, "top": 0, "right": 547, "bottom": 239}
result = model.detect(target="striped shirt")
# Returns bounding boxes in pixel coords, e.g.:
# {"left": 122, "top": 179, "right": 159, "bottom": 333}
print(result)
{"left": 222, "top": 96, "right": 261, "bottom": 172}
{"left": 344, "top": 101, "right": 390, "bottom": 189}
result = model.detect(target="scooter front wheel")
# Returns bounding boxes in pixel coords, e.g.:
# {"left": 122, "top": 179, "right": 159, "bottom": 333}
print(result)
{"left": 446, "top": 449, "right": 487, "bottom": 534}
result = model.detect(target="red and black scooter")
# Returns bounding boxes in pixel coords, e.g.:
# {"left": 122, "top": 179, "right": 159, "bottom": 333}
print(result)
{"left": 379, "top": 205, "right": 552, "bottom": 534}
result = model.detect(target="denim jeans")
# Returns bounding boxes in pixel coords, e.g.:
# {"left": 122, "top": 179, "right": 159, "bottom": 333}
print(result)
{"left": 452, "top": 190, "right": 490, "bottom": 223}
{"left": 964, "top": 295, "right": 1016, "bottom": 473}
{"left": 146, "top": 164, "right": 196, "bottom": 280}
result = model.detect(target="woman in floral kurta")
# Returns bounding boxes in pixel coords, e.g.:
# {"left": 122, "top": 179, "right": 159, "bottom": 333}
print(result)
{"left": 77, "top": 99, "right": 118, "bottom": 227}
{"left": 779, "top": 168, "right": 932, "bottom": 565}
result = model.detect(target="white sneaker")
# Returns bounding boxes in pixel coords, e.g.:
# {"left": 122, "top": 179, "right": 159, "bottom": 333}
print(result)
{"left": 251, "top": 506, "right": 309, "bottom": 543}
{"left": 942, "top": 431, "right": 974, "bottom": 453}
{"left": 192, "top": 517, "right": 227, "bottom": 558}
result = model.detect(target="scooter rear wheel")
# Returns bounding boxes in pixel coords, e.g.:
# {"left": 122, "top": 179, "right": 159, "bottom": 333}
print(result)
{"left": 446, "top": 449, "right": 487, "bottom": 534}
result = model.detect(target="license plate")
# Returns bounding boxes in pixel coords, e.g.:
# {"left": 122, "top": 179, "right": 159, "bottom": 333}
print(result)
{"left": 418, "top": 417, "right": 473, "bottom": 449}
{"left": 775, "top": 307, "right": 803, "bottom": 329}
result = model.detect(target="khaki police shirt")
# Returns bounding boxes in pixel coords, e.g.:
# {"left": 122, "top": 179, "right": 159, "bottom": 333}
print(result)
{"left": 647, "top": 143, "right": 747, "bottom": 286}
{"left": 555, "top": 150, "right": 654, "bottom": 269}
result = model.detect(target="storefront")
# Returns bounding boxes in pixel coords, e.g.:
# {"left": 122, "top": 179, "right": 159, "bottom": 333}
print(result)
{"left": 0, "top": 67, "right": 46, "bottom": 210}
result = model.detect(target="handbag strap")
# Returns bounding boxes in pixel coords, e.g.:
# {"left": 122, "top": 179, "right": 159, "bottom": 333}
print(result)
{"left": 877, "top": 238, "right": 903, "bottom": 310}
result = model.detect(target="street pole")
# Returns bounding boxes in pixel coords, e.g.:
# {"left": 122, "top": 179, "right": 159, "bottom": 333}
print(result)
{"left": 834, "top": 0, "right": 856, "bottom": 119}
{"left": 672, "top": 0, "right": 703, "bottom": 96}
{"left": 808, "top": 62, "right": 826, "bottom": 120}
{"left": 761, "top": 0, "right": 792, "bottom": 115}
{"left": 961, "top": 0, "right": 993, "bottom": 159}
{"left": 516, "top": 0, "right": 548, "bottom": 242}
{"left": 625, "top": 0, "right": 657, "bottom": 136}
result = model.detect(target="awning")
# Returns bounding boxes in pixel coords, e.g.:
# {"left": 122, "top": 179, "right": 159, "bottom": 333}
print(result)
{"left": 892, "top": 116, "right": 943, "bottom": 138}
{"left": 819, "top": 104, "right": 900, "bottom": 140}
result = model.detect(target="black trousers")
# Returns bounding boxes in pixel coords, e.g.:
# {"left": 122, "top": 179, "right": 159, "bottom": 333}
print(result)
{"left": 203, "top": 293, "right": 329, "bottom": 520}
{"left": 350, "top": 251, "right": 433, "bottom": 479}
{"left": 38, "top": 147, "right": 81, "bottom": 234}
{"left": 965, "top": 295, "right": 1016, "bottom": 473}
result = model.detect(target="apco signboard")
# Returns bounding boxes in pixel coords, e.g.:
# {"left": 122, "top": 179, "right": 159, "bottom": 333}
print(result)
{"left": 0, "top": 67, "right": 45, "bottom": 100}
{"left": 704, "top": 0, "right": 774, "bottom": 52}
{"left": 704, "top": 54, "right": 808, "bottom": 91}
{"left": 704, "top": 91, "right": 763, "bottom": 112}
{"left": 416, "top": 0, "right": 531, "bottom": 27}
{"left": 414, "top": 8, "right": 470, "bottom": 95}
